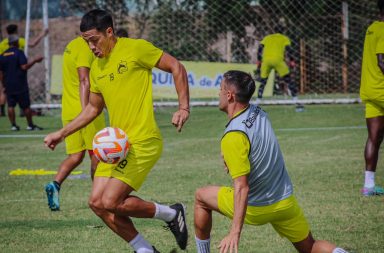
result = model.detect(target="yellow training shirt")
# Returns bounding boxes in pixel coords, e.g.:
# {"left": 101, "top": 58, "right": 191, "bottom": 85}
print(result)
{"left": 90, "top": 37, "right": 163, "bottom": 143}
{"left": 221, "top": 108, "right": 251, "bottom": 179}
{"left": 0, "top": 37, "right": 25, "bottom": 54}
{"left": 261, "top": 33, "right": 290, "bottom": 61}
{"left": 61, "top": 37, "right": 95, "bottom": 120}
{"left": 360, "top": 21, "right": 384, "bottom": 101}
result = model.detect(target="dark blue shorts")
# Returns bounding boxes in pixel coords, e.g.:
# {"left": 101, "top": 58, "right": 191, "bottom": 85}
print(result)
{"left": 7, "top": 91, "right": 31, "bottom": 109}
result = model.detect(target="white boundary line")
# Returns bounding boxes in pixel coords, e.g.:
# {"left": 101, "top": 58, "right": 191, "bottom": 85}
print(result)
{"left": 276, "top": 125, "right": 365, "bottom": 132}
{"left": 0, "top": 134, "right": 46, "bottom": 138}
{"left": 0, "top": 125, "right": 365, "bottom": 139}
{"left": 31, "top": 98, "right": 361, "bottom": 109}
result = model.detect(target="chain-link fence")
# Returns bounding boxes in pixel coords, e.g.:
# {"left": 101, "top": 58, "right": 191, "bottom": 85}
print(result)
{"left": 0, "top": 0, "right": 379, "bottom": 105}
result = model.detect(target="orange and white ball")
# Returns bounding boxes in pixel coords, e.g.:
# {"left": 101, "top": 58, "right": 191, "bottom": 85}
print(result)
{"left": 93, "top": 127, "right": 130, "bottom": 164}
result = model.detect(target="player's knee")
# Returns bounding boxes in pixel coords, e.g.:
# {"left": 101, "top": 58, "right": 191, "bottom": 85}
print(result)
{"left": 88, "top": 197, "right": 104, "bottom": 215}
{"left": 195, "top": 187, "right": 208, "bottom": 205}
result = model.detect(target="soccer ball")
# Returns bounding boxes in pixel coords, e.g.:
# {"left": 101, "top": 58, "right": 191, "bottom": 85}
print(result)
{"left": 93, "top": 127, "right": 130, "bottom": 164}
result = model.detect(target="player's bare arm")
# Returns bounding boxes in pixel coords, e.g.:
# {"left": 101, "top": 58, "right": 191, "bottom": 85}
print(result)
{"left": 44, "top": 92, "right": 104, "bottom": 150}
{"left": 28, "top": 28, "right": 49, "bottom": 48}
{"left": 20, "top": 56, "right": 44, "bottom": 71}
{"left": 156, "top": 52, "right": 190, "bottom": 132}
{"left": 219, "top": 175, "right": 249, "bottom": 253}
{"left": 78, "top": 67, "right": 91, "bottom": 109}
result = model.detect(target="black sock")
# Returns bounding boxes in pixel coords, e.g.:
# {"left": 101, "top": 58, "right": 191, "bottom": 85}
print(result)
{"left": 53, "top": 181, "right": 61, "bottom": 189}
{"left": 0, "top": 105, "right": 4, "bottom": 115}
{"left": 258, "top": 79, "right": 267, "bottom": 98}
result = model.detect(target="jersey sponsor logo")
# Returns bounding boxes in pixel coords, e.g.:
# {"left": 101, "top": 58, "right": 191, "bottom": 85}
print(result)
{"left": 64, "top": 47, "right": 71, "bottom": 54}
{"left": 242, "top": 106, "right": 261, "bottom": 128}
{"left": 97, "top": 74, "right": 107, "bottom": 80}
{"left": 117, "top": 60, "right": 128, "bottom": 74}
{"left": 3, "top": 52, "right": 15, "bottom": 57}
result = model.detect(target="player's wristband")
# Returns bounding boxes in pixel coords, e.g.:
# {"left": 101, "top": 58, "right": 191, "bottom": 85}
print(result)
{"left": 179, "top": 107, "right": 190, "bottom": 113}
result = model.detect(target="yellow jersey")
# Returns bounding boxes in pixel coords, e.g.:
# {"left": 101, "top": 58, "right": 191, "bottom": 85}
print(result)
{"left": 221, "top": 131, "right": 251, "bottom": 179}
{"left": 61, "top": 37, "right": 96, "bottom": 120}
{"left": 90, "top": 37, "right": 163, "bottom": 143}
{"left": 261, "top": 33, "right": 290, "bottom": 61}
{"left": 0, "top": 37, "right": 26, "bottom": 54}
{"left": 360, "top": 21, "right": 384, "bottom": 101}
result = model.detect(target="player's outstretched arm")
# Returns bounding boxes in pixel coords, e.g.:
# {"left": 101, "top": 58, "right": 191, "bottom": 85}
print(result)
{"left": 21, "top": 55, "right": 44, "bottom": 71}
{"left": 44, "top": 92, "right": 104, "bottom": 150}
{"left": 28, "top": 28, "right": 49, "bottom": 48}
{"left": 156, "top": 52, "right": 190, "bottom": 132}
{"left": 218, "top": 175, "right": 249, "bottom": 253}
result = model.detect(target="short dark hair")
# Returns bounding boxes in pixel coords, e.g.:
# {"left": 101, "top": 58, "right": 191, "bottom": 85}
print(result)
{"left": 6, "top": 24, "right": 18, "bottom": 35}
{"left": 223, "top": 70, "right": 255, "bottom": 103}
{"left": 80, "top": 9, "right": 114, "bottom": 33}
{"left": 116, "top": 28, "right": 128, "bottom": 37}
{"left": 274, "top": 25, "right": 284, "bottom": 34}
{"left": 379, "top": 0, "right": 384, "bottom": 12}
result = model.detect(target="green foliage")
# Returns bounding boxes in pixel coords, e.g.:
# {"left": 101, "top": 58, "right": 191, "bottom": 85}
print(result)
{"left": 0, "top": 104, "right": 383, "bottom": 252}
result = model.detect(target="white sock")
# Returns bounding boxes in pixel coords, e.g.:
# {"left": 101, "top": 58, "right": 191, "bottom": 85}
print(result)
{"left": 332, "top": 247, "right": 349, "bottom": 253}
{"left": 195, "top": 236, "right": 210, "bottom": 253}
{"left": 129, "top": 234, "right": 153, "bottom": 253}
{"left": 364, "top": 171, "right": 375, "bottom": 188}
{"left": 153, "top": 203, "right": 176, "bottom": 222}
{"left": 292, "top": 96, "right": 298, "bottom": 102}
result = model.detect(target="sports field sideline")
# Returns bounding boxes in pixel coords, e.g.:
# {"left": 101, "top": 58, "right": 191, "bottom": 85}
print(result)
{"left": 0, "top": 104, "right": 383, "bottom": 253}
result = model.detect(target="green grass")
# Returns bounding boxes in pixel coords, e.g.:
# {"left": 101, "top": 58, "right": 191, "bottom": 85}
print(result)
{"left": 0, "top": 104, "right": 383, "bottom": 253}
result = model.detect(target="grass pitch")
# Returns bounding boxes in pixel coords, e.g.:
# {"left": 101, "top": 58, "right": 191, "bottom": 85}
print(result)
{"left": 0, "top": 104, "right": 383, "bottom": 253}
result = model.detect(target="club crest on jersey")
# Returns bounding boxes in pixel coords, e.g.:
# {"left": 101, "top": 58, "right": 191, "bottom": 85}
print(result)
{"left": 109, "top": 73, "right": 114, "bottom": 81}
{"left": 242, "top": 106, "right": 261, "bottom": 128}
{"left": 117, "top": 61, "right": 128, "bottom": 74}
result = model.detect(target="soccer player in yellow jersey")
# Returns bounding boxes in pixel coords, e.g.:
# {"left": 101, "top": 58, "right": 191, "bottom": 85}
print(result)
{"left": 44, "top": 9, "right": 189, "bottom": 252}
{"left": 256, "top": 26, "right": 303, "bottom": 111}
{"left": 359, "top": 0, "right": 384, "bottom": 196}
{"left": 0, "top": 24, "right": 48, "bottom": 117}
{"left": 44, "top": 37, "right": 106, "bottom": 211}
{"left": 194, "top": 71, "right": 349, "bottom": 253}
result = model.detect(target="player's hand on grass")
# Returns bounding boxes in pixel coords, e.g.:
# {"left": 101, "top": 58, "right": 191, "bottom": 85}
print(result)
{"left": 172, "top": 108, "right": 189, "bottom": 132}
{"left": 44, "top": 131, "right": 64, "bottom": 150}
{"left": 218, "top": 232, "right": 240, "bottom": 253}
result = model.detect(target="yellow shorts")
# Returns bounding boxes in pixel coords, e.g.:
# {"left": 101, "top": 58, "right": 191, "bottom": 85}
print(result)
{"left": 218, "top": 187, "right": 310, "bottom": 243}
{"left": 261, "top": 58, "right": 290, "bottom": 79}
{"left": 94, "top": 137, "right": 163, "bottom": 191}
{"left": 363, "top": 100, "right": 384, "bottom": 118}
{"left": 63, "top": 113, "right": 106, "bottom": 154}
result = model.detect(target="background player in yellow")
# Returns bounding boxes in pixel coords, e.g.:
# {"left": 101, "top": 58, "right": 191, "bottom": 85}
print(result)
{"left": 256, "top": 26, "right": 303, "bottom": 111}
{"left": 359, "top": 0, "right": 384, "bottom": 196}
{"left": 44, "top": 9, "right": 189, "bottom": 253}
{"left": 194, "top": 70, "right": 349, "bottom": 253}
{"left": 0, "top": 24, "right": 48, "bottom": 117}
{"left": 44, "top": 37, "right": 106, "bottom": 211}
